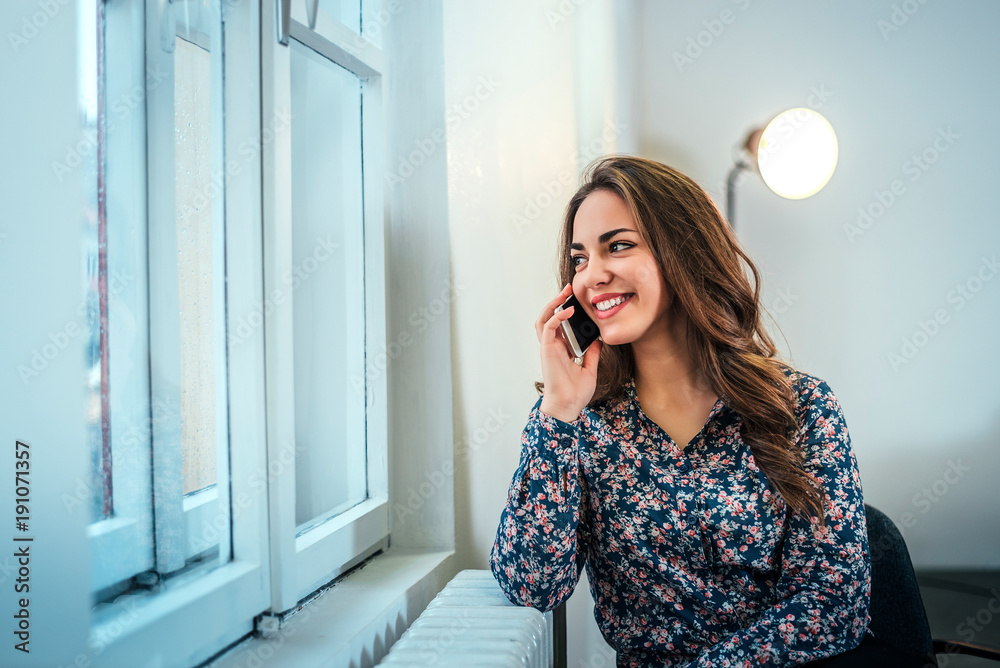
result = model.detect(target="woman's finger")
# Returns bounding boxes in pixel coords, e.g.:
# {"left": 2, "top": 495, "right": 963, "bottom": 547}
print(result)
{"left": 549, "top": 282, "right": 573, "bottom": 303}
{"left": 536, "top": 285, "right": 574, "bottom": 339}
{"left": 582, "top": 338, "right": 601, "bottom": 372}
{"left": 543, "top": 305, "right": 574, "bottom": 338}
{"left": 540, "top": 284, "right": 573, "bottom": 318}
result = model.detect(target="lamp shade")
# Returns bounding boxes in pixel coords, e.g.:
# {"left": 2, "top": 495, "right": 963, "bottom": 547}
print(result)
{"left": 751, "top": 108, "right": 838, "bottom": 200}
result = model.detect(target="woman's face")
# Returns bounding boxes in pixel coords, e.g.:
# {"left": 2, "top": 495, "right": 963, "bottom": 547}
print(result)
{"left": 570, "top": 189, "right": 674, "bottom": 347}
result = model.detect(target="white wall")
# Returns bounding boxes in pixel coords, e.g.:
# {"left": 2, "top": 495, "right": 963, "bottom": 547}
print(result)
{"left": 443, "top": 1, "right": 630, "bottom": 665}
{"left": 383, "top": 0, "right": 456, "bottom": 554}
{"left": 633, "top": 0, "right": 1000, "bottom": 569}
{"left": 443, "top": 0, "right": 577, "bottom": 567}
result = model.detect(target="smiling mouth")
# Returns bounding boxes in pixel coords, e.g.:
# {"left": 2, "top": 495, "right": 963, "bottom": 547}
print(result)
{"left": 594, "top": 293, "right": 634, "bottom": 319}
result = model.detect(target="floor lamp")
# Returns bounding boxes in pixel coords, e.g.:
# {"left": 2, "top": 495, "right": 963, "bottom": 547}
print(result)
{"left": 726, "top": 108, "right": 839, "bottom": 228}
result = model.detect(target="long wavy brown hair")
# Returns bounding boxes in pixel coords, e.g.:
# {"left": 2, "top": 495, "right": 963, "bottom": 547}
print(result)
{"left": 534, "top": 155, "right": 828, "bottom": 526}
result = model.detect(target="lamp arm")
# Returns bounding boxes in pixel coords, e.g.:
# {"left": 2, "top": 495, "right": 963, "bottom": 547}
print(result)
{"left": 726, "top": 159, "right": 751, "bottom": 229}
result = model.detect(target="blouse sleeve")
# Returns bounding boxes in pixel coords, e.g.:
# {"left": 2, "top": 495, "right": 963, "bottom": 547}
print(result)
{"left": 689, "top": 379, "right": 871, "bottom": 667}
{"left": 489, "top": 395, "right": 590, "bottom": 612}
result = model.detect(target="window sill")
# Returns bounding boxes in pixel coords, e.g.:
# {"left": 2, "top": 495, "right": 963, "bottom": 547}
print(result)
{"left": 207, "top": 547, "right": 455, "bottom": 668}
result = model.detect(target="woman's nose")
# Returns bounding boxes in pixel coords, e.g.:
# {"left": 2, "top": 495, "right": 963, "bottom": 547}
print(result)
{"left": 580, "top": 255, "right": 612, "bottom": 288}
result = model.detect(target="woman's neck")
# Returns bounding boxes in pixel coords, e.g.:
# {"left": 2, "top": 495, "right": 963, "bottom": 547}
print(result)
{"left": 631, "top": 305, "right": 714, "bottom": 404}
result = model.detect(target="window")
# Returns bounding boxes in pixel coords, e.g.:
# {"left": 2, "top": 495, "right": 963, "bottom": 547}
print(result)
{"left": 87, "top": 0, "right": 231, "bottom": 595}
{"left": 82, "top": 0, "right": 390, "bottom": 662}
{"left": 263, "top": 0, "right": 390, "bottom": 613}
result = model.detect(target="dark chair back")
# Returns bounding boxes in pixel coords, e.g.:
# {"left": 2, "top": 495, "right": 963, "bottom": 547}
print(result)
{"left": 865, "top": 503, "right": 936, "bottom": 664}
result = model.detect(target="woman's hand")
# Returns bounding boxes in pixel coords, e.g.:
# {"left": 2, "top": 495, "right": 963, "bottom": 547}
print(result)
{"left": 535, "top": 283, "right": 602, "bottom": 423}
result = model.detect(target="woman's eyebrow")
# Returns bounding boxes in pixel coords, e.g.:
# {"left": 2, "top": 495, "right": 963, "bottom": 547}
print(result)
{"left": 570, "top": 227, "right": 636, "bottom": 251}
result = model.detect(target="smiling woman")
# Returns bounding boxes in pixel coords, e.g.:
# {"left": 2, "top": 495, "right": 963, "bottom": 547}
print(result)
{"left": 569, "top": 193, "right": 673, "bottom": 340}
{"left": 531, "top": 156, "right": 830, "bottom": 522}
{"left": 490, "top": 156, "right": 921, "bottom": 666}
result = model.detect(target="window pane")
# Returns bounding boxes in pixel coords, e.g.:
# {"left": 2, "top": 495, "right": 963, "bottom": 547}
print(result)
{"left": 175, "top": 36, "right": 218, "bottom": 496}
{"left": 84, "top": 0, "right": 109, "bottom": 522}
{"left": 318, "top": 0, "right": 361, "bottom": 33}
{"left": 88, "top": 0, "right": 157, "bottom": 594}
{"left": 289, "top": 39, "right": 366, "bottom": 530}
{"left": 85, "top": 0, "right": 231, "bottom": 602}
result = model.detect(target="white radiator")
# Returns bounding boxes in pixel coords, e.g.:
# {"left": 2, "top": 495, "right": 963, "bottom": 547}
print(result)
{"left": 376, "top": 569, "right": 554, "bottom": 667}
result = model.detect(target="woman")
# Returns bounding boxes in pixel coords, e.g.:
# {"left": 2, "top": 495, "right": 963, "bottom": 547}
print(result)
{"left": 489, "top": 156, "right": 915, "bottom": 667}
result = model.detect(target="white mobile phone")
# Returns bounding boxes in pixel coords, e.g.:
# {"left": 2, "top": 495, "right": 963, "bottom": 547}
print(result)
{"left": 554, "top": 292, "right": 601, "bottom": 358}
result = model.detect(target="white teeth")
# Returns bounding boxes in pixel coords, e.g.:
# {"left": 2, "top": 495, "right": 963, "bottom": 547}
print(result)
{"left": 596, "top": 294, "right": 631, "bottom": 311}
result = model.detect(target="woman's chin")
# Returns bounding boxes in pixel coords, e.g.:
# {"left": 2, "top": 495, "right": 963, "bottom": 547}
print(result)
{"left": 597, "top": 332, "right": 626, "bottom": 347}
{"left": 599, "top": 324, "right": 647, "bottom": 347}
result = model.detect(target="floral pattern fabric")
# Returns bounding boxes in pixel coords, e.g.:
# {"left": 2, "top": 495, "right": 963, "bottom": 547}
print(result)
{"left": 489, "top": 368, "right": 871, "bottom": 667}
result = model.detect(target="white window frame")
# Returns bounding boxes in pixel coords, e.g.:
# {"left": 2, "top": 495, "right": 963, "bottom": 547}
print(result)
{"left": 262, "top": 0, "right": 390, "bottom": 614}
{"left": 88, "top": 1, "right": 272, "bottom": 664}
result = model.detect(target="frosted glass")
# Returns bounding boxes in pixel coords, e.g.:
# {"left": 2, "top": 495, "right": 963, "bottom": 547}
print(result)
{"left": 174, "top": 36, "right": 218, "bottom": 496}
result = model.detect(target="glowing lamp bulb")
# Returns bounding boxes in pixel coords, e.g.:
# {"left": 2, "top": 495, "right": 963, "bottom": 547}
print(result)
{"left": 754, "top": 108, "right": 838, "bottom": 200}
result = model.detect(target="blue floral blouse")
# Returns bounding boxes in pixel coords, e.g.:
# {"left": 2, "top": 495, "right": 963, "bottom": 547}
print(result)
{"left": 489, "top": 368, "right": 871, "bottom": 667}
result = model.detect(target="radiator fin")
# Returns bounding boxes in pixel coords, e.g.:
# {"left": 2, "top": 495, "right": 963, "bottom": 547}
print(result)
{"left": 376, "top": 569, "right": 553, "bottom": 667}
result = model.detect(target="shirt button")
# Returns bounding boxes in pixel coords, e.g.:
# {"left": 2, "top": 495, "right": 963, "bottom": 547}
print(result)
{"left": 677, "top": 461, "right": 690, "bottom": 473}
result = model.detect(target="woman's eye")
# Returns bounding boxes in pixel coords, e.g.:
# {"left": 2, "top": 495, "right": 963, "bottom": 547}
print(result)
{"left": 570, "top": 242, "right": 633, "bottom": 267}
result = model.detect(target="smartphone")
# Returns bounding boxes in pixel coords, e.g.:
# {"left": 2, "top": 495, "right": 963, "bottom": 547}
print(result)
{"left": 555, "top": 292, "right": 601, "bottom": 358}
